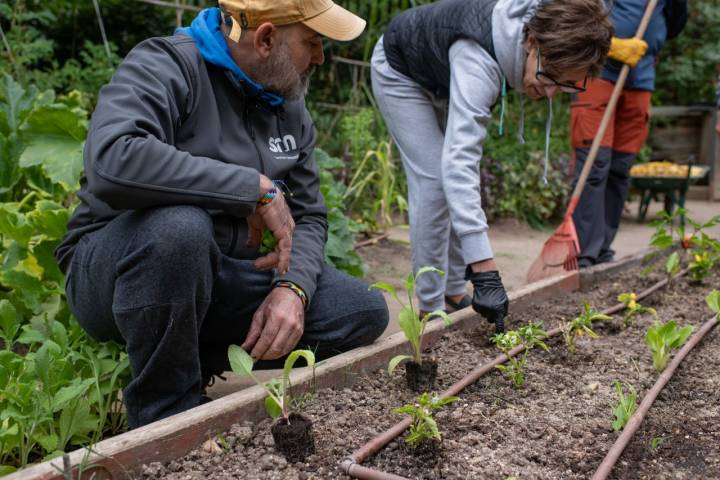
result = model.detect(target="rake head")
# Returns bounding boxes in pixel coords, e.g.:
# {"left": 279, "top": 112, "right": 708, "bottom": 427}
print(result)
{"left": 526, "top": 214, "right": 580, "bottom": 283}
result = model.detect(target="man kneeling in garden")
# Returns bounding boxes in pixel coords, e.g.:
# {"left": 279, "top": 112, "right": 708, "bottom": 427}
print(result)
{"left": 54, "top": 0, "right": 388, "bottom": 429}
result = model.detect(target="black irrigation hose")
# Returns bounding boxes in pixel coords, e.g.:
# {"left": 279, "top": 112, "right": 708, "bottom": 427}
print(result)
{"left": 341, "top": 270, "right": 689, "bottom": 480}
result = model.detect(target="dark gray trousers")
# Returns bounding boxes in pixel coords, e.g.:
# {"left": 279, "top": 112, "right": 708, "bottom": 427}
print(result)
{"left": 572, "top": 147, "right": 636, "bottom": 264}
{"left": 65, "top": 206, "right": 389, "bottom": 428}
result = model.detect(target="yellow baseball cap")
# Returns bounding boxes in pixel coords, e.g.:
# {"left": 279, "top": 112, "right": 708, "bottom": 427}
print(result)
{"left": 218, "top": 0, "right": 366, "bottom": 42}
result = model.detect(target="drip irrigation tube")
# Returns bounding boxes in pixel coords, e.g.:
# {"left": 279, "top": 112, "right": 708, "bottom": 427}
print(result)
{"left": 340, "top": 271, "right": 687, "bottom": 479}
{"left": 591, "top": 314, "right": 719, "bottom": 480}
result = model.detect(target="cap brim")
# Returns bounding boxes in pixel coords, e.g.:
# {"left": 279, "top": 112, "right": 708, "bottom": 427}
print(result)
{"left": 301, "top": 3, "right": 366, "bottom": 42}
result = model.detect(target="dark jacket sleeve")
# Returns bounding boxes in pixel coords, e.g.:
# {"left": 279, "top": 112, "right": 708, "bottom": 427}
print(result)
{"left": 273, "top": 106, "right": 328, "bottom": 304}
{"left": 663, "top": 0, "right": 688, "bottom": 40}
{"left": 84, "top": 37, "right": 259, "bottom": 218}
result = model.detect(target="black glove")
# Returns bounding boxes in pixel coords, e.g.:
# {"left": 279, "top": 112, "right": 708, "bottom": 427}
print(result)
{"left": 465, "top": 268, "right": 509, "bottom": 334}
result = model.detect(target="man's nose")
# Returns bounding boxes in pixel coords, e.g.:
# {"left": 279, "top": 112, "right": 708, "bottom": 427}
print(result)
{"left": 312, "top": 44, "right": 325, "bottom": 66}
{"left": 543, "top": 84, "right": 559, "bottom": 98}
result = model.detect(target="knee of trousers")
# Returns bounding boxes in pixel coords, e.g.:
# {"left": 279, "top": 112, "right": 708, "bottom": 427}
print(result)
{"left": 115, "top": 206, "right": 220, "bottom": 298}
{"left": 354, "top": 288, "right": 390, "bottom": 345}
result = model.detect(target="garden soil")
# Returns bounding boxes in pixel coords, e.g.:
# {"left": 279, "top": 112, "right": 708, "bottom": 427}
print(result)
{"left": 139, "top": 266, "right": 720, "bottom": 479}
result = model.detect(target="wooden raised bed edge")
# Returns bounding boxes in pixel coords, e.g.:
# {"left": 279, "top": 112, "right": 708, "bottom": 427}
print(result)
{"left": 11, "top": 250, "right": 656, "bottom": 480}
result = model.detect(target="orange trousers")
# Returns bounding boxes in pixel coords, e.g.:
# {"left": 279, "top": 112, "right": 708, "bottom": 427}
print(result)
{"left": 570, "top": 78, "right": 652, "bottom": 265}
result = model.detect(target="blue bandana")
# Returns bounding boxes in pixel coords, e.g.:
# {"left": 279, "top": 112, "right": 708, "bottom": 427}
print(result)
{"left": 176, "top": 8, "right": 284, "bottom": 108}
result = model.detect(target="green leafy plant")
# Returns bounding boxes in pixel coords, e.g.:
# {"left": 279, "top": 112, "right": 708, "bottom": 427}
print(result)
{"left": 491, "top": 323, "right": 550, "bottom": 387}
{"left": 228, "top": 345, "right": 315, "bottom": 419}
{"left": 664, "top": 251, "right": 681, "bottom": 278}
{"left": 563, "top": 304, "right": 610, "bottom": 353}
{"left": 392, "top": 392, "right": 458, "bottom": 448}
{"left": 370, "top": 267, "right": 451, "bottom": 374}
{"left": 644, "top": 320, "right": 694, "bottom": 373}
{"left": 650, "top": 436, "right": 666, "bottom": 451}
{"left": 688, "top": 251, "right": 715, "bottom": 283}
{"left": 316, "top": 148, "right": 367, "bottom": 277}
{"left": 618, "top": 292, "right": 657, "bottom": 328}
{"left": 612, "top": 381, "right": 637, "bottom": 432}
{"left": 706, "top": 290, "right": 719, "bottom": 320}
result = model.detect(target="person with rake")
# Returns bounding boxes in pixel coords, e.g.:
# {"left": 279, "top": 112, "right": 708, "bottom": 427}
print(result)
{"left": 55, "top": 0, "right": 389, "bottom": 428}
{"left": 371, "top": 0, "right": 623, "bottom": 333}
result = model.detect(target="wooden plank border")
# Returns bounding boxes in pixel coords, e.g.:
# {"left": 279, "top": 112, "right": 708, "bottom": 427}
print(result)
{"left": 11, "top": 253, "right": 643, "bottom": 480}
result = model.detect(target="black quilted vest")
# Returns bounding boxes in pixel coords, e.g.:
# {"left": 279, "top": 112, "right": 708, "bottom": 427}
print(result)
{"left": 383, "top": 0, "right": 499, "bottom": 98}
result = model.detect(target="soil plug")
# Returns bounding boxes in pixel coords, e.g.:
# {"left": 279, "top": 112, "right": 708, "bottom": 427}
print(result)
{"left": 228, "top": 346, "right": 316, "bottom": 461}
{"left": 392, "top": 392, "right": 458, "bottom": 454}
{"left": 371, "top": 267, "right": 452, "bottom": 392}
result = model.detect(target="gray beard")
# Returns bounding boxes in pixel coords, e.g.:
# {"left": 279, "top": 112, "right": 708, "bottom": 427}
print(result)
{"left": 248, "top": 40, "right": 314, "bottom": 101}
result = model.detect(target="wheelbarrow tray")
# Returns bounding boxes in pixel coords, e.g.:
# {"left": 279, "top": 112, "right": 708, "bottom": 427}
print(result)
{"left": 631, "top": 165, "right": 710, "bottom": 190}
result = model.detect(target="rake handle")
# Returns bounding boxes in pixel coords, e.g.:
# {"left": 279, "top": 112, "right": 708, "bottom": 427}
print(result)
{"left": 569, "top": 0, "right": 660, "bottom": 214}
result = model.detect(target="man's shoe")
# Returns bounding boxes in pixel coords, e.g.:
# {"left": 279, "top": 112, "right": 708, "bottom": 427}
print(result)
{"left": 445, "top": 294, "right": 472, "bottom": 312}
{"left": 597, "top": 249, "right": 615, "bottom": 264}
{"left": 578, "top": 257, "right": 595, "bottom": 269}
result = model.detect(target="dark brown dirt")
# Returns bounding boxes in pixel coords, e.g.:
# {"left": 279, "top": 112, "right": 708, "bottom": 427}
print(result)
{"left": 270, "top": 413, "right": 315, "bottom": 463}
{"left": 405, "top": 358, "right": 438, "bottom": 392}
{"left": 138, "top": 266, "right": 720, "bottom": 480}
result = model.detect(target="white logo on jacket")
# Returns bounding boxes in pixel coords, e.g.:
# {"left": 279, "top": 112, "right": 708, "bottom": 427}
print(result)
{"left": 268, "top": 135, "right": 297, "bottom": 153}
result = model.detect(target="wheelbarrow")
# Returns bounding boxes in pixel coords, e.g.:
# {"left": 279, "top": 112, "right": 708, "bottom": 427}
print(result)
{"left": 631, "top": 162, "right": 710, "bottom": 222}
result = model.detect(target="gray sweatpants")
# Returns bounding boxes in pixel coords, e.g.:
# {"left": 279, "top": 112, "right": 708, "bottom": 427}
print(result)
{"left": 371, "top": 38, "right": 466, "bottom": 312}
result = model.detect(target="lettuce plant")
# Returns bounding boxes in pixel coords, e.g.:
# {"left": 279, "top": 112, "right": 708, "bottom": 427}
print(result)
{"left": 706, "top": 290, "right": 719, "bottom": 320}
{"left": 644, "top": 320, "right": 693, "bottom": 373}
{"left": 228, "top": 345, "right": 315, "bottom": 419}
{"left": 612, "top": 381, "right": 637, "bottom": 431}
{"left": 563, "top": 304, "right": 610, "bottom": 353}
{"left": 370, "top": 267, "right": 451, "bottom": 374}
{"left": 491, "top": 323, "right": 549, "bottom": 387}
{"left": 392, "top": 392, "right": 458, "bottom": 448}
{"left": 618, "top": 292, "right": 657, "bottom": 328}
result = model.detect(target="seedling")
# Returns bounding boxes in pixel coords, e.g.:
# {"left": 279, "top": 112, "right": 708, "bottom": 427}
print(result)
{"left": 563, "top": 304, "right": 610, "bottom": 353}
{"left": 706, "top": 290, "right": 719, "bottom": 320}
{"left": 618, "top": 292, "right": 657, "bottom": 328}
{"left": 228, "top": 345, "right": 315, "bottom": 419}
{"left": 664, "top": 251, "right": 681, "bottom": 278}
{"left": 688, "top": 251, "right": 715, "bottom": 283}
{"left": 650, "top": 436, "right": 666, "bottom": 451}
{"left": 491, "top": 323, "right": 549, "bottom": 388}
{"left": 612, "top": 381, "right": 637, "bottom": 431}
{"left": 392, "top": 392, "right": 458, "bottom": 448}
{"left": 644, "top": 320, "right": 693, "bottom": 373}
{"left": 259, "top": 229, "right": 278, "bottom": 254}
{"left": 370, "top": 267, "right": 451, "bottom": 374}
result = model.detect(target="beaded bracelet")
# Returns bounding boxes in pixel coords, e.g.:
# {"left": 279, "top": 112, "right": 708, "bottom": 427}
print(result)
{"left": 274, "top": 281, "right": 308, "bottom": 308}
{"left": 257, "top": 187, "right": 277, "bottom": 206}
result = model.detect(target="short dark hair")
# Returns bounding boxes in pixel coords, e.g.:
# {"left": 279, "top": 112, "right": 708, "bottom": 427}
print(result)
{"left": 525, "top": 0, "right": 614, "bottom": 78}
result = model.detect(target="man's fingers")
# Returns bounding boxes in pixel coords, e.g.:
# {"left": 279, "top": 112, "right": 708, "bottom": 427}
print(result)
{"left": 241, "top": 309, "right": 266, "bottom": 352}
{"left": 276, "top": 237, "right": 292, "bottom": 274}
{"left": 247, "top": 225, "right": 262, "bottom": 248}
{"left": 260, "top": 314, "right": 303, "bottom": 360}
{"left": 250, "top": 315, "right": 281, "bottom": 360}
{"left": 254, "top": 252, "right": 279, "bottom": 271}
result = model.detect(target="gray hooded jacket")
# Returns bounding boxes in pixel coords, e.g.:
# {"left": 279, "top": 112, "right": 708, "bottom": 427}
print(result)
{"left": 55, "top": 34, "right": 328, "bottom": 302}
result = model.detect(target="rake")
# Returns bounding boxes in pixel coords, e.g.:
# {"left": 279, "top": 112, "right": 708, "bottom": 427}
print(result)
{"left": 526, "top": 0, "right": 659, "bottom": 283}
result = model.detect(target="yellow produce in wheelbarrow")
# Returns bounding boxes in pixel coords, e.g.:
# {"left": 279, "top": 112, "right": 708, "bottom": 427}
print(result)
{"left": 630, "top": 161, "right": 704, "bottom": 178}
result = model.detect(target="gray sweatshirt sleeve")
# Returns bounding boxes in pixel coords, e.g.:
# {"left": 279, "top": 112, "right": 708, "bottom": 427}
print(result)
{"left": 442, "top": 39, "right": 502, "bottom": 265}
{"left": 273, "top": 106, "right": 328, "bottom": 304}
{"left": 84, "top": 38, "right": 260, "bottom": 218}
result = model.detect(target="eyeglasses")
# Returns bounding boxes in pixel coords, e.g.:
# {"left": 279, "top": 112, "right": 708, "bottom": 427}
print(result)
{"left": 536, "top": 48, "right": 587, "bottom": 94}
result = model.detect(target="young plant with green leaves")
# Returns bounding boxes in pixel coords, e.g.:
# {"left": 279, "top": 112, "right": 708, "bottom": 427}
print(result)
{"left": 370, "top": 267, "right": 452, "bottom": 374}
{"left": 490, "top": 323, "right": 549, "bottom": 388}
{"left": 612, "top": 381, "right": 638, "bottom": 432}
{"left": 706, "top": 290, "right": 719, "bottom": 320}
{"left": 664, "top": 251, "right": 681, "bottom": 278}
{"left": 644, "top": 320, "right": 693, "bottom": 373}
{"left": 563, "top": 304, "right": 610, "bottom": 353}
{"left": 392, "top": 392, "right": 458, "bottom": 448}
{"left": 618, "top": 292, "right": 657, "bottom": 328}
{"left": 688, "top": 251, "right": 716, "bottom": 283}
{"left": 228, "top": 345, "right": 315, "bottom": 419}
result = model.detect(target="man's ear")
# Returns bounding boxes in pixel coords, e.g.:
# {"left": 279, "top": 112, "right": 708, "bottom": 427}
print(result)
{"left": 524, "top": 33, "right": 536, "bottom": 54}
{"left": 254, "top": 22, "right": 278, "bottom": 59}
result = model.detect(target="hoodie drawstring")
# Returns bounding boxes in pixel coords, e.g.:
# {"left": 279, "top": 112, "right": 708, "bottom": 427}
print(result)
{"left": 517, "top": 95, "right": 525, "bottom": 144}
{"left": 543, "top": 96, "right": 552, "bottom": 186}
{"left": 498, "top": 77, "right": 507, "bottom": 136}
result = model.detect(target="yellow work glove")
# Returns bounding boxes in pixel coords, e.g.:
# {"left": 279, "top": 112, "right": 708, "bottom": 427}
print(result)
{"left": 608, "top": 37, "right": 648, "bottom": 68}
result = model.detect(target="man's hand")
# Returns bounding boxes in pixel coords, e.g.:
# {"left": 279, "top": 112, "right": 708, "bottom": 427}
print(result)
{"left": 608, "top": 37, "right": 648, "bottom": 68}
{"left": 241, "top": 287, "right": 305, "bottom": 360}
{"left": 251, "top": 175, "right": 295, "bottom": 274}
{"left": 466, "top": 268, "right": 509, "bottom": 334}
